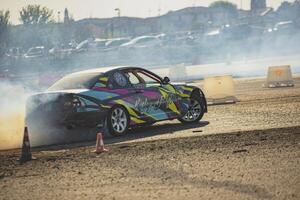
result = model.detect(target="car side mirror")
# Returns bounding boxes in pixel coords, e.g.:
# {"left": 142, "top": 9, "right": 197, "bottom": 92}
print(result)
{"left": 162, "top": 76, "right": 170, "bottom": 84}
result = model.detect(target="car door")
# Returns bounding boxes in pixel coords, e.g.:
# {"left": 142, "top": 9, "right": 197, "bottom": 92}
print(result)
{"left": 122, "top": 71, "right": 164, "bottom": 121}
{"left": 131, "top": 70, "right": 182, "bottom": 120}
{"left": 105, "top": 70, "right": 158, "bottom": 124}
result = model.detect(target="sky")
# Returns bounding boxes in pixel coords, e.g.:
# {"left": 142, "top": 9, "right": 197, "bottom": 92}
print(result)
{"left": 0, "top": 0, "right": 294, "bottom": 25}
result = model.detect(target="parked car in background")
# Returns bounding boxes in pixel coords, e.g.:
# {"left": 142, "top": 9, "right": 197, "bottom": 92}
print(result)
{"left": 221, "top": 24, "right": 253, "bottom": 40}
{"left": 120, "top": 35, "right": 162, "bottom": 49}
{"left": 75, "top": 39, "right": 89, "bottom": 52}
{"left": 75, "top": 38, "right": 110, "bottom": 52}
{"left": 5, "top": 47, "right": 24, "bottom": 59}
{"left": 24, "top": 46, "right": 46, "bottom": 58}
{"left": 94, "top": 38, "right": 108, "bottom": 49}
{"left": 273, "top": 21, "right": 297, "bottom": 35}
{"left": 105, "top": 38, "right": 131, "bottom": 50}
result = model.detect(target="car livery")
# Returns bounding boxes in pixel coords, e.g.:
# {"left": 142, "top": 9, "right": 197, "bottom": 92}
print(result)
{"left": 26, "top": 67, "right": 207, "bottom": 136}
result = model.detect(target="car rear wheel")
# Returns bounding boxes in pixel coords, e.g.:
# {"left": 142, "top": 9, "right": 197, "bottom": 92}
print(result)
{"left": 178, "top": 97, "right": 204, "bottom": 124}
{"left": 107, "top": 106, "right": 129, "bottom": 136}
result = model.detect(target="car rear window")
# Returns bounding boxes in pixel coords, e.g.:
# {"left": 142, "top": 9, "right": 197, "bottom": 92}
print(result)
{"left": 47, "top": 73, "right": 100, "bottom": 91}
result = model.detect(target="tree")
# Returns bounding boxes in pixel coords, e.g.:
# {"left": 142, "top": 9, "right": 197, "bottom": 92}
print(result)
{"left": 19, "top": 5, "right": 53, "bottom": 25}
{"left": 0, "top": 10, "right": 10, "bottom": 55}
{"left": 278, "top": 1, "right": 292, "bottom": 12}
{"left": 209, "top": 1, "right": 238, "bottom": 25}
{"left": 0, "top": 10, "right": 10, "bottom": 27}
{"left": 209, "top": 1, "right": 238, "bottom": 12}
{"left": 277, "top": 1, "right": 300, "bottom": 21}
{"left": 64, "top": 8, "right": 69, "bottom": 24}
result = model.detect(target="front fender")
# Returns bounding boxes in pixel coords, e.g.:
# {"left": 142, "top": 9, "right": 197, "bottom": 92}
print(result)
{"left": 173, "top": 85, "right": 207, "bottom": 113}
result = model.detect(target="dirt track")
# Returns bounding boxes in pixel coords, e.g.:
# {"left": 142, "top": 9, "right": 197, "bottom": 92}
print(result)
{"left": 0, "top": 77, "right": 300, "bottom": 200}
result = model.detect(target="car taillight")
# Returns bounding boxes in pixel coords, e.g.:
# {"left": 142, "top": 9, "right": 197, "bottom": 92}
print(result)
{"left": 64, "top": 96, "right": 85, "bottom": 109}
{"left": 64, "top": 101, "right": 73, "bottom": 107}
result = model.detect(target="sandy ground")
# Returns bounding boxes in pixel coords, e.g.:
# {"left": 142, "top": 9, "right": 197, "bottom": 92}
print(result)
{"left": 0, "top": 77, "right": 300, "bottom": 200}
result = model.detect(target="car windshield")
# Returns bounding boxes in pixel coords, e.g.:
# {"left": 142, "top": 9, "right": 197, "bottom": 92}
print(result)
{"left": 27, "top": 48, "right": 43, "bottom": 55}
{"left": 106, "top": 38, "right": 130, "bottom": 47}
{"left": 135, "top": 37, "right": 157, "bottom": 44}
{"left": 47, "top": 73, "right": 100, "bottom": 91}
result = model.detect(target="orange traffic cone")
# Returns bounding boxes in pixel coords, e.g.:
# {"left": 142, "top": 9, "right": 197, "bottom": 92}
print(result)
{"left": 92, "top": 132, "right": 108, "bottom": 153}
{"left": 19, "top": 127, "right": 32, "bottom": 164}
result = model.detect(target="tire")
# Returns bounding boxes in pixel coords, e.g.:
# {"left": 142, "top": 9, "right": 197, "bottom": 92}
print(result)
{"left": 178, "top": 96, "right": 205, "bottom": 124}
{"left": 107, "top": 105, "right": 130, "bottom": 136}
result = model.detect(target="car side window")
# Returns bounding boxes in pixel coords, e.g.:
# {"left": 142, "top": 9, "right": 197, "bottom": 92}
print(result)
{"left": 108, "top": 71, "right": 131, "bottom": 89}
{"left": 127, "top": 72, "right": 140, "bottom": 85}
{"left": 135, "top": 71, "right": 161, "bottom": 87}
{"left": 125, "top": 72, "right": 146, "bottom": 89}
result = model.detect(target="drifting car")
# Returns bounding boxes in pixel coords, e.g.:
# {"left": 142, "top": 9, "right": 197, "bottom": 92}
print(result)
{"left": 26, "top": 67, "right": 207, "bottom": 136}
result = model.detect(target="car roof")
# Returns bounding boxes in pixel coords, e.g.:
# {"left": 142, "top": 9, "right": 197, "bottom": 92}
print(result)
{"left": 69, "top": 66, "right": 122, "bottom": 76}
{"left": 68, "top": 66, "right": 155, "bottom": 76}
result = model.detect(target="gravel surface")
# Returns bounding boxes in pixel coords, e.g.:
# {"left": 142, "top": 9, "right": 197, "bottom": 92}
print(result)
{"left": 0, "top": 76, "right": 300, "bottom": 200}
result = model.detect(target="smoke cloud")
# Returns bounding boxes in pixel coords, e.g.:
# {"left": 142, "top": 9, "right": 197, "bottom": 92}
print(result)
{"left": 0, "top": 81, "right": 28, "bottom": 150}
{"left": 1, "top": 5, "right": 300, "bottom": 150}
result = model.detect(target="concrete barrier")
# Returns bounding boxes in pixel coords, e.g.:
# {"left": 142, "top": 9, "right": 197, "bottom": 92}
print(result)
{"left": 266, "top": 65, "right": 294, "bottom": 88}
{"left": 169, "top": 64, "right": 187, "bottom": 81}
{"left": 203, "top": 75, "right": 237, "bottom": 105}
{"left": 152, "top": 68, "right": 169, "bottom": 79}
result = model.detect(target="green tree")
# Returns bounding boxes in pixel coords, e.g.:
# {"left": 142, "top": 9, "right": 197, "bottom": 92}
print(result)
{"left": 19, "top": 5, "right": 53, "bottom": 25}
{"left": 0, "top": 10, "right": 10, "bottom": 55}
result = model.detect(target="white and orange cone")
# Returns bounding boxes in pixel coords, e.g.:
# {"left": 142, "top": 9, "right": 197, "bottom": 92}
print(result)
{"left": 92, "top": 132, "right": 108, "bottom": 153}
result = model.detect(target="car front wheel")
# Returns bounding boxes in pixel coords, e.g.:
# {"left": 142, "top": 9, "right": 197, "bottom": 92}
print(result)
{"left": 107, "top": 106, "right": 129, "bottom": 136}
{"left": 178, "top": 97, "right": 204, "bottom": 124}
